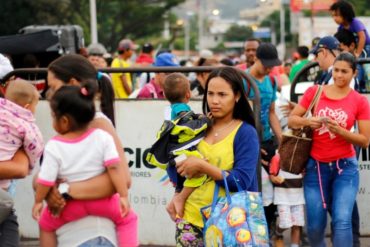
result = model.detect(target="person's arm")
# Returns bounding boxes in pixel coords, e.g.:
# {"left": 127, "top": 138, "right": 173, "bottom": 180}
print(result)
{"left": 222, "top": 123, "right": 259, "bottom": 192}
{"left": 288, "top": 104, "right": 322, "bottom": 130}
{"left": 355, "top": 31, "right": 366, "bottom": 57}
{"left": 120, "top": 74, "right": 132, "bottom": 95}
{"left": 176, "top": 123, "right": 260, "bottom": 192}
{"left": 326, "top": 119, "right": 370, "bottom": 148}
{"left": 107, "top": 163, "right": 129, "bottom": 216}
{"left": 0, "top": 149, "right": 29, "bottom": 179}
{"left": 32, "top": 183, "right": 52, "bottom": 220}
{"left": 269, "top": 102, "right": 282, "bottom": 143}
{"left": 176, "top": 156, "right": 223, "bottom": 181}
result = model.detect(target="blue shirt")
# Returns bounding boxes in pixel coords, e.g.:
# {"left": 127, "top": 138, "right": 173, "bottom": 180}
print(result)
{"left": 170, "top": 103, "right": 191, "bottom": 120}
{"left": 247, "top": 74, "right": 277, "bottom": 141}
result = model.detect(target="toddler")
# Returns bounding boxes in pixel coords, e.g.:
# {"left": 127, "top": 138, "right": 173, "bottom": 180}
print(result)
{"left": 147, "top": 73, "right": 210, "bottom": 220}
{"left": 330, "top": 1, "right": 370, "bottom": 58}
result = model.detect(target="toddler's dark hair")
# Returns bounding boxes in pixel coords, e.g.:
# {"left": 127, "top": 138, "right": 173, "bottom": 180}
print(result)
{"left": 50, "top": 85, "right": 96, "bottom": 130}
{"left": 330, "top": 1, "right": 355, "bottom": 23}
{"left": 334, "top": 29, "right": 356, "bottom": 48}
{"left": 164, "top": 73, "right": 190, "bottom": 104}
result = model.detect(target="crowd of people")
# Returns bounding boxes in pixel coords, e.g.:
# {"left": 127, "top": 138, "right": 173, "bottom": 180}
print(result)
{"left": 0, "top": 1, "right": 369, "bottom": 247}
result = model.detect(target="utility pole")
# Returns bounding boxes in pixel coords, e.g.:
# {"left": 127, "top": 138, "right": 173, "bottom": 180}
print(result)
{"left": 89, "top": 0, "right": 98, "bottom": 43}
{"left": 280, "top": 0, "right": 286, "bottom": 59}
{"left": 197, "top": 0, "right": 204, "bottom": 51}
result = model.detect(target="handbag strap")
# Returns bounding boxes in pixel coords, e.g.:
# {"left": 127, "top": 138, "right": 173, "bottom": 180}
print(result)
{"left": 211, "top": 171, "right": 232, "bottom": 211}
{"left": 303, "top": 85, "right": 323, "bottom": 118}
{"left": 232, "top": 175, "right": 243, "bottom": 192}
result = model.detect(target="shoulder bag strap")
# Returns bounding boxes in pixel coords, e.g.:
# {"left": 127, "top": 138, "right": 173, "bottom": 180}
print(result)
{"left": 303, "top": 85, "right": 323, "bottom": 118}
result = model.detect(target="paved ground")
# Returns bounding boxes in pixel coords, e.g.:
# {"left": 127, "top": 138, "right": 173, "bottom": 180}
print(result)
{"left": 20, "top": 237, "right": 370, "bottom": 247}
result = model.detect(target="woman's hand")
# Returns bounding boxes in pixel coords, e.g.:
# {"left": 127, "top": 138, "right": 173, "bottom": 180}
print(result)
{"left": 308, "top": 117, "right": 322, "bottom": 129}
{"left": 176, "top": 156, "right": 205, "bottom": 179}
{"left": 326, "top": 119, "right": 343, "bottom": 136}
{"left": 45, "top": 186, "right": 66, "bottom": 216}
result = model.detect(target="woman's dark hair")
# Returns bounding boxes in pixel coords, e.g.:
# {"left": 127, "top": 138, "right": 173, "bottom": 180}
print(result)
{"left": 48, "top": 54, "right": 115, "bottom": 125}
{"left": 50, "top": 85, "right": 95, "bottom": 131}
{"left": 330, "top": 1, "right": 355, "bottom": 23}
{"left": 334, "top": 52, "right": 357, "bottom": 72}
{"left": 202, "top": 67, "right": 255, "bottom": 128}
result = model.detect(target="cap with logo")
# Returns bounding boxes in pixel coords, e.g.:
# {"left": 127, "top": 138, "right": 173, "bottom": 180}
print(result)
{"left": 256, "top": 43, "right": 282, "bottom": 67}
{"left": 310, "top": 36, "right": 340, "bottom": 55}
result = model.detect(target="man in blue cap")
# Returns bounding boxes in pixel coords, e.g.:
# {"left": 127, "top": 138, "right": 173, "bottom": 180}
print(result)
{"left": 137, "top": 53, "right": 179, "bottom": 99}
{"left": 310, "top": 36, "right": 346, "bottom": 85}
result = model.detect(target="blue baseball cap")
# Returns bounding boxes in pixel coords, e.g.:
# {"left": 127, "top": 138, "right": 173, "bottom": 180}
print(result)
{"left": 310, "top": 36, "right": 340, "bottom": 55}
{"left": 154, "top": 53, "right": 179, "bottom": 67}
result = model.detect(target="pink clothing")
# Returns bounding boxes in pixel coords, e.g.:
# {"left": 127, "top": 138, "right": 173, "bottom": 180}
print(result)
{"left": 0, "top": 98, "right": 43, "bottom": 189}
{"left": 39, "top": 194, "right": 138, "bottom": 247}
{"left": 137, "top": 79, "right": 164, "bottom": 99}
{"left": 300, "top": 85, "right": 370, "bottom": 162}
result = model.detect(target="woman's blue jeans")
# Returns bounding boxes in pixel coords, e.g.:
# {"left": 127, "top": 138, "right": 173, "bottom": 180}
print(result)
{"left": 304, "top": 157, "right": 359, "bottom": 247}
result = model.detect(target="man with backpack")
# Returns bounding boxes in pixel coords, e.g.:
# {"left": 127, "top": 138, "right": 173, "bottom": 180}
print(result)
{"left": 245, "top": 43, "right": 283, "bottom": 245}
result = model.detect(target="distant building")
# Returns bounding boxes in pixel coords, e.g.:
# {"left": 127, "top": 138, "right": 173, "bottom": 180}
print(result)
{"left": 203, "top": 18, "right": 252, "bottom": 49}
{"left": 240, "top": 0, "right": 280, "bottom": 22}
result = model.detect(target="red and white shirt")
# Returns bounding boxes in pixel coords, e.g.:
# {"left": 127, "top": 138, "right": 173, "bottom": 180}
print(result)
{"left": 300, "top": 85, "right": 370, "bottom": 162}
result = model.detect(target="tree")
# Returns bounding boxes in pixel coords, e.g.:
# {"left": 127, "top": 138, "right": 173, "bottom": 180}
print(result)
{"left": 0, "top": 0, "right": 185, "bottom": 51}
{"left": 347, "top": 0, "right": 370, "bottom": 16}
{"left": 224, "top": 25, "right": 253, "bottom": 42}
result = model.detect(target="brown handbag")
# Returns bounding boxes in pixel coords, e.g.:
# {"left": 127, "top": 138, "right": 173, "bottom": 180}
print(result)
{"left": 278, "top": 86, "right": 323, "bottom": 174}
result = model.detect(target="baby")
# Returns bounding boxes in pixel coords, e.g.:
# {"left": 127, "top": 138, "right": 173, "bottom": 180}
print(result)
{"left": 0, "top": 79, "right": 44, "bottom": 222}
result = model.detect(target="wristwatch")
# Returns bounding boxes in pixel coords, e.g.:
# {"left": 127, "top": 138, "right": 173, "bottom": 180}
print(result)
{"left": 58, "top": 183, "right": 73, "bottom": 200}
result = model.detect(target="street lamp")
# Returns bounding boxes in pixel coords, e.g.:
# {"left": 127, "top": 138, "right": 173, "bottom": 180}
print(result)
{"left": 212, "top": 9, "right": 220, "bottom": 16}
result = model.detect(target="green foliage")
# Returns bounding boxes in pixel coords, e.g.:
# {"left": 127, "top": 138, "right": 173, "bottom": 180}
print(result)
{"left": 0, "top": 0, "right": 185, "bottom": 52}
{"left": 347, "top": 0, "right": 370, "bottom": 16}
{"left": 224, "top": 25, "right": 253, "bottom": 42}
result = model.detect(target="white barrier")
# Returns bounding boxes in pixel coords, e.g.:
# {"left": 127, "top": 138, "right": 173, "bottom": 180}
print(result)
{"left": 13, "top": 96, "right": 370, "bottom": 245}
